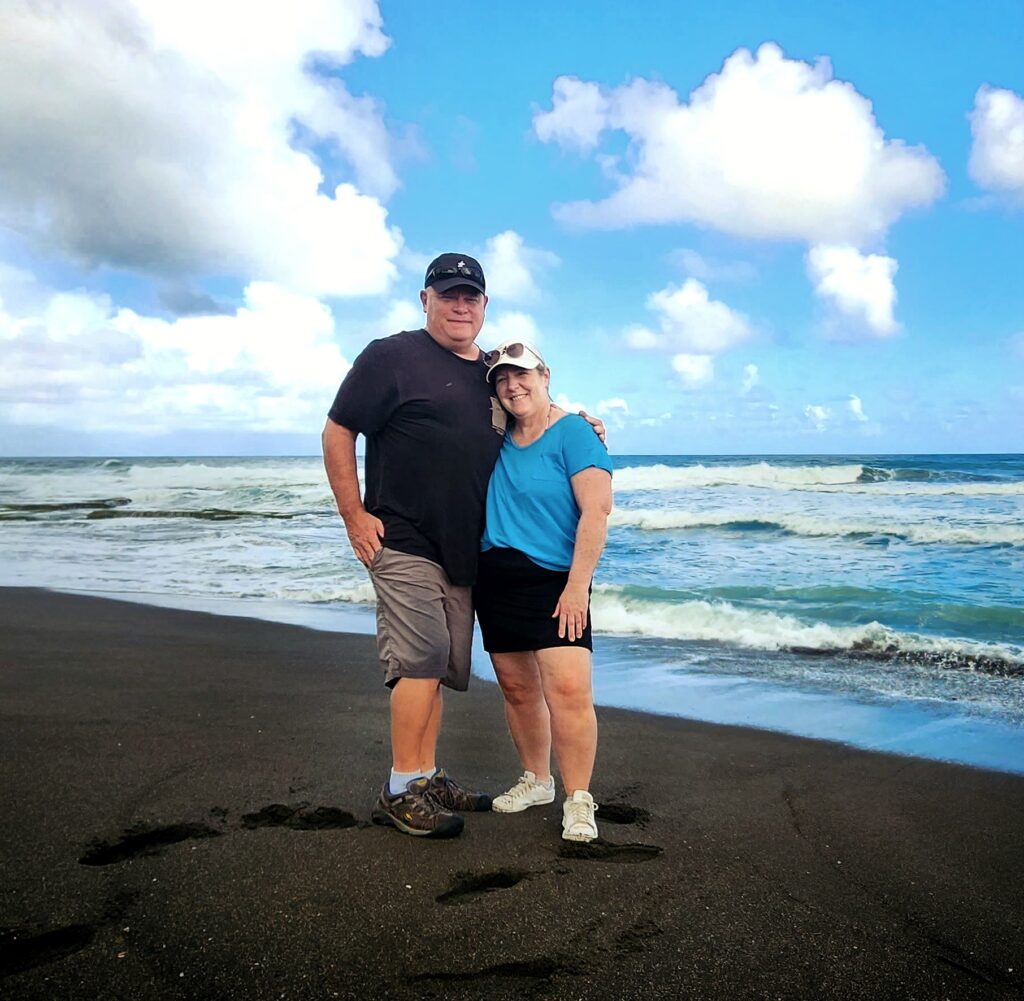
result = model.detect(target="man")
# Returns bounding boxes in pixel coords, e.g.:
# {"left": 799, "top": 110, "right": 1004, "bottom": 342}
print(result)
{"left": 322, "top": 253, "right": 603, "bottom": 839}
{"left": 322, "top": 253, "right": 502, "bottom": 838}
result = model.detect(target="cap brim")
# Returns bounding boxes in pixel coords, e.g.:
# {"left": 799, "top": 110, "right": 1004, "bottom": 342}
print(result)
{"left": 485, "top": 356, "right": 543, "bottom": 381}
{"left": 429, "top": 276, "right": 486, "bottom": 294}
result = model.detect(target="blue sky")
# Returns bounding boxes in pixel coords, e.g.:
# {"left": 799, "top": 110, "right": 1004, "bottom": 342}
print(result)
{"left": 1, "top": 0, "right": 1021, "bottom": 456}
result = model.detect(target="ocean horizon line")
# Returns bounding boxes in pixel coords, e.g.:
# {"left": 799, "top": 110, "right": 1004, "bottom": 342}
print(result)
{"left": 4, "top": 450, "right": 1024, "bottom": 461}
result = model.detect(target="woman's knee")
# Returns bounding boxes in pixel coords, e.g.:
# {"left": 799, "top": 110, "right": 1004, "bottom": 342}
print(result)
{"left": 493, "top": 657, "right": 543, "bottom": 705}
{"left": 543, "top": 676, "right": 594, "bottom": 714}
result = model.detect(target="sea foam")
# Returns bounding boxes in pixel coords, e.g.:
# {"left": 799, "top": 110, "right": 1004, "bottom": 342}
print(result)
{"left": 609, "top": 508, "right": 1024, "bottom": 546}
{"left": 614, "top": 463, "right": 1024, "bottom": 496}
{"left": 590, "top": 587, "right": 1024, "bottom": 671}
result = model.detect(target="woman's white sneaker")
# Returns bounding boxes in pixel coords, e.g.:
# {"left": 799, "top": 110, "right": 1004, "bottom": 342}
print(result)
{"left": 561, "top": 790, "right": 598, "bottom": 842}
{"left": 491, "top": 771, "right": 556, "bottom": 813}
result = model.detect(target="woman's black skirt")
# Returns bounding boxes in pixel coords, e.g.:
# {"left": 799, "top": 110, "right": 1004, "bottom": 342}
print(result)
{"left": 473, "top": 547, "right": 592, "bottom": 653}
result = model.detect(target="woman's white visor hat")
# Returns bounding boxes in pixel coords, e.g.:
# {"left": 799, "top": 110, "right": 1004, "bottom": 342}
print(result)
{"left": 484, "top": 340, "right": 546, "bottom": 382}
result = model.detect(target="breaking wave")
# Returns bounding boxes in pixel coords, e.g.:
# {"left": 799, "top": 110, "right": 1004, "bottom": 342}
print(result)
{"left": 609, "top": 509, "right": 1024, "bottom": 546}
{"left": 591, "top": 588, "right": 1024, "bottom": 677}
{"left": 614, "top": 463, "right": 1024, "bottom": 496}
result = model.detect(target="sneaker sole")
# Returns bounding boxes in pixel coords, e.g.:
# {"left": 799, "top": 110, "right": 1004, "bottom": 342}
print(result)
{"left": 492, "top": 790, "right": 556, "bottom": 814}
{"left": 561, "top": 826, "right": 598, "bottom": 842}
{"left": 371, "top": 806, "right": 464, "bottom": 839}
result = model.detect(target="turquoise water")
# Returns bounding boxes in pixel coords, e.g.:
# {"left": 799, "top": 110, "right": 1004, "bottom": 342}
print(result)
{"left": 2, "top": 454, "right": 1022, "bottom": 771}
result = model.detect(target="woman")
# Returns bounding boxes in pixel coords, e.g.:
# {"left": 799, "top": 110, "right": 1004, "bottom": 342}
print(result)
{"left": 475, "top": 340, "right": 613, "bottom": 842}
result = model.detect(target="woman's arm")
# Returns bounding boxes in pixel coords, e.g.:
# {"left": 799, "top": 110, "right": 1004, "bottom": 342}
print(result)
{"left": 554, "top": 467, "right": 613, "bottom": 642}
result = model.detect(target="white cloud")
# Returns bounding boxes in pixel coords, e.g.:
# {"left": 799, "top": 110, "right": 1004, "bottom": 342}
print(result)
{"left": 481, "top": 231, "right": 560, "bottom": 301}
{"left": 849, "top": 395, "right": 869, "bottom": 421}
{"left": 533, "top": 77, "right": 610, "bottom": 152}
{"left": 672, "top": 354, "right": 714, "bottom": 388}
{"left": 807, "top": 245, "right": 899, "bottom": 336}
{"left": 804, "top": 404, "right": 831, "bottom": 431}
{"left": 672, "top": 249, "right": 758, "bottom": 283}
{"left": 625, "top": 326, "right": 661, "bottom": 349}
{"left": 534, "top": 43, "right": 945, "bottom": 246}
{"left": 0, "top": 271, "right": 349, "bottom": 433}
{"left": 741, "top": 364, "right": 760, "bottom": 393}
{"left": 482, "top": 311, "right": 543, "bottom": 349}
{"left": 596, "top": 397, "right": 630, "bottom": 429}
{"left": 969, "top": 86, "right": 1024, "bottom": 193}
{"left": 381, "top": 299, "right": 423, "bottom": 334}
{"left": 553, "top": 392, "right": 589, "bottom": 414}
{"left": 597, "top": 398, "right": 630, "bottom": 416}
{"left": 0, "top": 1, "right": 402, "bottom": 296}
{"left": 627, "top": 278, "right": 754, "bottom": 354}
{"left": 638, "top": 412, "right": 673, "bottom": 427}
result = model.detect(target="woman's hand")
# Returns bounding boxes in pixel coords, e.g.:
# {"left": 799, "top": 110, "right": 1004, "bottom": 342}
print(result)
{"left": 553, "top": 581, "right": 590, "bottom": 642}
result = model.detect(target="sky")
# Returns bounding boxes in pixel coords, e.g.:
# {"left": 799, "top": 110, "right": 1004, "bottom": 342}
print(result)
{"left": 1, "top": 0, "right": 1022, "bottom": 457}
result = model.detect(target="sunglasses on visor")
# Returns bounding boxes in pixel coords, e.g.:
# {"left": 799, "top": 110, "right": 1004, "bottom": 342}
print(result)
{"left": 482, "top": 342, "right": 531, "bottom": 367}
{"left": 426, "top": 263, "right": 485, "bottom": 285}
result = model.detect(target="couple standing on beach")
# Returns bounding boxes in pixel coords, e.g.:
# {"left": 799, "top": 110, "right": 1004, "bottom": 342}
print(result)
{"left": 322, "top": 254, "right": 613, "bottom": 843}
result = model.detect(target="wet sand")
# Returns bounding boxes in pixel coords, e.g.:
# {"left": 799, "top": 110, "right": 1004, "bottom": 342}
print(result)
{"left": 1, "top": 587, "right": 1022, "bottom": 1000}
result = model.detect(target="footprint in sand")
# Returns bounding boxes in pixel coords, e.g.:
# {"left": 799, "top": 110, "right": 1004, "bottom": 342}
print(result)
{"left": 79, "top": 803, "right": 358, "bottom": 867}
{"left": 435, "top": 868, "right": 532, "bottom": 904}
{"left": 559, "top": 840, "right": 663, "bottom": 863}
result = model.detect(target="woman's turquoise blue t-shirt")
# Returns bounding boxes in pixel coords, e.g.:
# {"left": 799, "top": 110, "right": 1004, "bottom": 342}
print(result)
{"left": 481, "top": 414, "right": 613, "bottom": 571}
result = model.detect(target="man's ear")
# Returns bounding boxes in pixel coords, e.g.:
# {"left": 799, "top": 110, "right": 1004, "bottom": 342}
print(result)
{"left": 420, "top": 289, "right": 428, "bottom": 313}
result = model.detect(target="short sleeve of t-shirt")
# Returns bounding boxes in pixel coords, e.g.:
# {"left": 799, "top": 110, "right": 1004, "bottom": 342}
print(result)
{"left": 327, "top": 339, "right": 399, "bottom": 436}
{"left": 560, "top": 414, "right": 614, "bottom": 479}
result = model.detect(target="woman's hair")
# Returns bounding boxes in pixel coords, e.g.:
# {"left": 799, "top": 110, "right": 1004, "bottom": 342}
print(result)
{"left": 492, "top": 362, "right": 550, "bottom": 380}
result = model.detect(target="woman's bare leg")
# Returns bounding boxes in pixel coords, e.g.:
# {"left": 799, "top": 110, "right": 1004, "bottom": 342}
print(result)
{"left": 491, "top": 651, "right": 552, "bottom": 780}
{"left": 536, "top": 647, "right": 596, "bottom": 794}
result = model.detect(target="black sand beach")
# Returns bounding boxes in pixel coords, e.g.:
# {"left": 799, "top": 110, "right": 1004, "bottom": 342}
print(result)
{"left": 1, "top": 587, "right": 1022, "bottom": 1000}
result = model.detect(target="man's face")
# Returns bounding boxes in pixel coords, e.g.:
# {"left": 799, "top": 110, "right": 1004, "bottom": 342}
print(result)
{"left": 420, "top": 285, "right": 487, "bottom": 357}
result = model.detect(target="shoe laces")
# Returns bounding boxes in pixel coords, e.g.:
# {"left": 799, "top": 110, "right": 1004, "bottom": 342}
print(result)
{"left": 505, "top": 773, "right": 542, "bottom": 802}
{"left": 565, "top": 796, "right": 595, "bottom": 830}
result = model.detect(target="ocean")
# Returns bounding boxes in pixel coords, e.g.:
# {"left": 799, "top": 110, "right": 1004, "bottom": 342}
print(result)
{"left": 2, "top": 454, "right": 1022, "bottom": 773}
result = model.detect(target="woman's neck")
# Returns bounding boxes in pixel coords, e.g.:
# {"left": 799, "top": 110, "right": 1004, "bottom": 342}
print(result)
{"left": 511, "top": 402, "right": 552, "bottom": 445}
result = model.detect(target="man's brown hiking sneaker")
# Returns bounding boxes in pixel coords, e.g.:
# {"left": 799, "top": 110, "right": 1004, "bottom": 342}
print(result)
{"left": 370, "top": 777, "right": 464, "bottom": 838}
{"left": 428, "top": 768, "right": 493, "bottom": 812}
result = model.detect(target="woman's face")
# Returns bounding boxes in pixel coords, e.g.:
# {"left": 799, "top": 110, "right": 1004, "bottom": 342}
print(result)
{"left": 493, "top": 365, "right": 551, "bottom": 419}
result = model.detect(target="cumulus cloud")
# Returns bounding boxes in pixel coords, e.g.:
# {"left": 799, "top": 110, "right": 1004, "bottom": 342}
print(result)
{"left": 672, "top": 249, "right": 758, "bottom": 283}
{"left": 807, "top": 245, "right": 899, "bottom": 336}
{"left": 626, "top": 278, "right": 754, "bottom": 355}
{"left": 553, "top": 392, "right": 589, "bottom": 414}
{"left": 481, "top": 231, "right": 560, "bottom": 301}
{"left": 672, "top": 354, "right": 714, "bottom": 388}
{"left": 380, "top": 298, "right": 424, "bottom": 334}
{"left": 969, "top": 86, "right": 1024, "bottom": 194}
{"left": 804, "top": 404, "right": 831, "bottom": 431}
{"left": 849, "top": 395, "right": 869, "bottom": 421}
{"left": 0, "top": 270, "right": 349, "bottom": 433}
{"left": 533, "top": 77, "right": 610, "bottom": 152}
{"left": 741, "top": 364, "right": 760, "bottom": 393}
{"left": 596, "top": 397, "right": 630, "bottom": 429}
{"left": 597, "top": 397, "right": 630, "bottom": 416}
{"left": 483, "top": 311, "right": 543, "bottom": 349}
{"left": 533, "top": 43, "right": 945, "bottom": 246}
{"left": 0, "top": 1, "right": 402, "bottom": 296}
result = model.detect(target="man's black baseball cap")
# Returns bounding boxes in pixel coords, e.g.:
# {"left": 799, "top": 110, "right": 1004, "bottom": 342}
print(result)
{"left": 423, "top": 253, "right": 486, "bottom": 294}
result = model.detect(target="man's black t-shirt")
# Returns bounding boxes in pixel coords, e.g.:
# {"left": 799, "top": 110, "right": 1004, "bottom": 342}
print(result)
{"left": 327, "top": 329, "right": 504, "bottom": 587}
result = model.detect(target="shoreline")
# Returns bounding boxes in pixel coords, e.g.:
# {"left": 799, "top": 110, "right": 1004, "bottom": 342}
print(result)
{"left": 21, "top": 585, "right": 1024, "bottom": 778}
{"left": 1, "top": 586, "right": 1022, "bottom": 1000}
